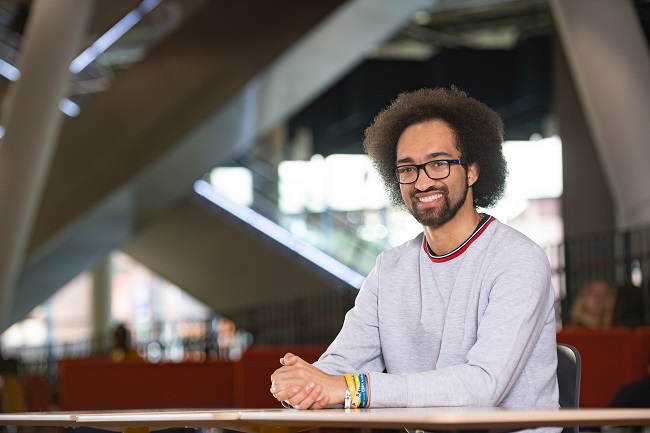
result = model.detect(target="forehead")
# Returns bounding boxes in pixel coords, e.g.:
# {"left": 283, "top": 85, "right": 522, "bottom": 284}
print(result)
{"left": 396, "top": 119, "right": 458, "bottom": 160}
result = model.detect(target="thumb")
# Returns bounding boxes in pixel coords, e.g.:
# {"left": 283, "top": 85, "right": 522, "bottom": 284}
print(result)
{"left": 282, "top": 352, "right": 299, "bottom": 366}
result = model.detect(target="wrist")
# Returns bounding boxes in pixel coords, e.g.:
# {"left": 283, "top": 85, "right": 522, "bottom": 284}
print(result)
{"left": 336, "top": 375, "right": 348, "bottom": 405}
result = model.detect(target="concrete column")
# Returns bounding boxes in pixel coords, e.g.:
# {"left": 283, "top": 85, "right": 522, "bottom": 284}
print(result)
{"left": 92, "top": 257, "right": 113, "bottom": 354}
{"left": 553, "top": 34, "right": 615, "bottom": 237}
{"left": 549, "top": 0, "right": 650, "bottom": 228}
{"left": 0, "top": 0, "right": 95, "bottom": 330}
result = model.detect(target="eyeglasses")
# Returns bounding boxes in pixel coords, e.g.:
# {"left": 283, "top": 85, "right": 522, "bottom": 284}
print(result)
{"left": 395, "top": 159, "right": 467, "bottom": 184}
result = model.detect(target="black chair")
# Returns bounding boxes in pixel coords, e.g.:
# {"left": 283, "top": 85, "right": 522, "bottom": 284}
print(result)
{"left": 557, "top": 343, "right": 582, "bottom": 433}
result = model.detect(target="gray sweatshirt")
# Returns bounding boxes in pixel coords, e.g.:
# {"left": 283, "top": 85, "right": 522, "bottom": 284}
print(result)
{"left": 315, "top": 215, "right": 559, "bottom": 411}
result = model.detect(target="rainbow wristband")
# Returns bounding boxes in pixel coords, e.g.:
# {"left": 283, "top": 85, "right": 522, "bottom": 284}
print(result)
{"left": 351, "top": 374, "right": 361, "bottom": 408}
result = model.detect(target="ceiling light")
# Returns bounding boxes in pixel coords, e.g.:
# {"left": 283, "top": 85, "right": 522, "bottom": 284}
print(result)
{"left": 59, "top": 98, "right": 81, "bottom": 117}
{"left": 0, "top": 58, "right": 20, "bottom": 81}
{"left": 69, "top": 0, "right": 162, "bottom": 74}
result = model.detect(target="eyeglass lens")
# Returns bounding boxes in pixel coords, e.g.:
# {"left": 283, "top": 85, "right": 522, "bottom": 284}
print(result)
{"left": 396, "top": 160, "right": 450, "bottom": 184}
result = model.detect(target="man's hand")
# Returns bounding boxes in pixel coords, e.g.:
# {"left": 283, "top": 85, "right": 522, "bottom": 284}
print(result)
{"left": 270, "top": 353, "right": 347, "bottom": 410}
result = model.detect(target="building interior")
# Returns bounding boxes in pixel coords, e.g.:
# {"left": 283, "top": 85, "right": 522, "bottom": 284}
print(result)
{"left": 0, "top": 0, "right": 649, "bottom": 416}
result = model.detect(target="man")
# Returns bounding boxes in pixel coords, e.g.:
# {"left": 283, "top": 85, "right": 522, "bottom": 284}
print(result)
{"left": 270, "top": 87, "right": 559, "bottom": 413}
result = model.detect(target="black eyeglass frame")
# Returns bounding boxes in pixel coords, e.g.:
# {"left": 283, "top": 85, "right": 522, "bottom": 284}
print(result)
{"left": 395, "top": 159, "right": 468, "bottom": 184}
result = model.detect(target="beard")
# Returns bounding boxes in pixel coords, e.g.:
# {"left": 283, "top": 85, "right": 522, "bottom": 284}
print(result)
{"left": 408, "top": 181, "right": 469, "bottom": 228}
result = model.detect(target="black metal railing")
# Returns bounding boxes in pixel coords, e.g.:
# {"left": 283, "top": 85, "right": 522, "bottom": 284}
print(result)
{"left": 4, "top": 224, "right": 649, "bottom": 382}
{"left": 562, "top": 224, "right": 650, "bottom": 324}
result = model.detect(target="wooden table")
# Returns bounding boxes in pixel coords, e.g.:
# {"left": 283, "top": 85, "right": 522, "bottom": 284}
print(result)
{"left": 1, "top": 407, "right": 649, "bottom": 432}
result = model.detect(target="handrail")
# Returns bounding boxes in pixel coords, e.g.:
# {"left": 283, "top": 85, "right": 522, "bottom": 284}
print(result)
{"left": 211, "top": 149, "right": 393, "bottom": 276}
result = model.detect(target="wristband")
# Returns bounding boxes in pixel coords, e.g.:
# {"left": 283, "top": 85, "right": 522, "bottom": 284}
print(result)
{"left": 344, "top": 388, "right": 351, "bottom": 409}
{"left": 344, "top": 372, "right": 371, "bottom": 409}
{"left": 344, "top": 372, "right": 356, "bottom": 396}
{"left": 351, "top": 374, "right": 362, "bottom": 408}
{"left": 364, "top": 373, "right": 371, "bottom": 408}
{"left": 358, "top": 372, "right": 367, "bottom": 408}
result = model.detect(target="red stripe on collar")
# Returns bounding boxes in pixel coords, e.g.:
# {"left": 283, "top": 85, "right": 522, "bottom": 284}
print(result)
{"left": 423, "top": 215, "right": 495, "bottom": 263}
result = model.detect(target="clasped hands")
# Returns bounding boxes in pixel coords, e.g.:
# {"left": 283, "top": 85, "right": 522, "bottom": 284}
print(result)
{"left": 270, "top": 352, "right": 346, "bottom": 410}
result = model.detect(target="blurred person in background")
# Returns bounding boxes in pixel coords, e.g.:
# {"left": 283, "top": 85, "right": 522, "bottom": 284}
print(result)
{"left": 110, "top": 323, "right": 143, "bottom": 362}
{"left": 0, "top": 347, "right": 26, "bottom": 413}
{"left": 569, "top": 279, "right": 615, "bottom": 328}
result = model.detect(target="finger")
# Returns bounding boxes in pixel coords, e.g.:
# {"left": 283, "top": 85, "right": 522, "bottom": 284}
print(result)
{"left": 280, "top": 352, "right": 295, "bottom": 365}
{"left": 291, "top": 383, "right": 321, "bottom": 410}
{"left": 309, "top": 394, "right": 331, "bottom": 410}
{"left": 270, "top": 369, "right": 309, "bottom": 395}
{"left": 273, "top": 384, "right": 303, "bottom": 403}
{"left": 287, "top": 382, "right": 321, "bottom": 410}
{"left": 282, "top": 353, "right": 297, "bottom": 365}
{"left": 270, "top": 379, "right": 291, "bottom": 396}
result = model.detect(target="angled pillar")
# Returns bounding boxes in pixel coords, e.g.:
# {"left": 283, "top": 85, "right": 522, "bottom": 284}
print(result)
{"left": 550, "top": 0, "right": 650, "bottom": 227}
{"left": 0, "top": 0, "right": 94, "bottom": 331}
{"left": 554, "top": 34, "right": 615, "bottom": 237}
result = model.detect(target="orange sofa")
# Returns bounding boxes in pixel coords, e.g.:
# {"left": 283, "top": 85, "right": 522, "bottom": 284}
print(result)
{"left": 58, "top": 330, "right": 650, "bottom": 411}
{"left": 58, "top": 346, "right": 327, "bottom": 410}
{"left": 556, "top": 326, "right": 650, "bottom": 408}
{"left": 58, "top": 356, "right": 236, "bottom": 410}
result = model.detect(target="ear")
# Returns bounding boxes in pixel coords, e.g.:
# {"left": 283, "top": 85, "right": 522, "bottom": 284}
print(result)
{"left": 467, "top": 162, "right": 479, "bottom": 187}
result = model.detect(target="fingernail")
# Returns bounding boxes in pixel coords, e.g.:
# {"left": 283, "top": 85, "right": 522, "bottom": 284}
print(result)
{"left": 308, "top": 382, "right": 315, "bottom": 388}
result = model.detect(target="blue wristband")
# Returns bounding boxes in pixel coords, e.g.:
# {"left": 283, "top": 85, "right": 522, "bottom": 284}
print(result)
{"left": 358, "top": 373, "right": 367, "bottom": 408}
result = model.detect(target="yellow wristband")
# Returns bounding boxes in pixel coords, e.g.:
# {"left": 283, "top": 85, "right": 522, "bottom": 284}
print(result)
{"left": 344, "top": 372, "right": 356, "bottom": 396}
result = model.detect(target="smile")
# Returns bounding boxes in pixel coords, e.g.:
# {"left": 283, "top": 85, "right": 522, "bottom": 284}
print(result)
{"left": 418, "top": 193, "right": 443, "bottom": 203}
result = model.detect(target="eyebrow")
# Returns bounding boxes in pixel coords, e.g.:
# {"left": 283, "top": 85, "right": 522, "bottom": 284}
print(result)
{"left": 396, "top": 151, "right": 455, "bottom": 165}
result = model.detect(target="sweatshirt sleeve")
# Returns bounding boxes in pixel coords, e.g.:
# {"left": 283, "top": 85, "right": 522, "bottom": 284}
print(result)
{"left": 313, "top": 258, "right": 386, "bottom": 375}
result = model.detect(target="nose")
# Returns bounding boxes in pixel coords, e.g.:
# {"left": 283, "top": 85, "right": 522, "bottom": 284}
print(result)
{"left": 414, "top": 166, "right": 435, "bottom": 190}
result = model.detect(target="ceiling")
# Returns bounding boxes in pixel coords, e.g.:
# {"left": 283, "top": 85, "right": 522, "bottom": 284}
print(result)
{"left": 290, "top": 0, "right": 648, "bottom": 154}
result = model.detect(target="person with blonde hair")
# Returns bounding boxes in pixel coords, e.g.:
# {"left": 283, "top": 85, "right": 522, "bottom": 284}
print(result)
{"left": 569, "top": 279, "right": 615, "bottom": 328}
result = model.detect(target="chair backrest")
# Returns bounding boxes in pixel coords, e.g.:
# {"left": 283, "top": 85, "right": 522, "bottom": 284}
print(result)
{"left": 557, "top": 343, "right": 581, "bottom": 408}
